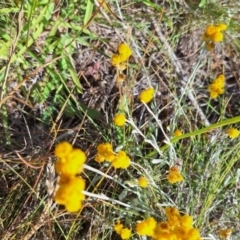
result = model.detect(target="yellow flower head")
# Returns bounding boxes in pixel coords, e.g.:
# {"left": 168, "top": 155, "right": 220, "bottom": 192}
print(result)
{"left": 215, "top": 23, "right": 228, "bottom": 31}
{"left": 167, "top": 166, "right": 184, "bottom": 184}
{"left": 165, "top": 206, "right": 180, "bottom": 222}
{"left": 138, "top": 176, "right": 148, "bottom": 188}
{"left": 111, "top": 43, "right": 132, "bottom": 67}
{"left": 118, "top": 43, "right": 132, "bottom": 61}
{"left": 55, "top": 142, "right": 73, "bottom": 159}
{"left": 114, "top": 221, "right": 124, "bottom": 234}
{"left": 213, "top": 74, "right": 225, "bottom": 86}
{"left": 174, "top": 129, "right": 183, "bottom": 137}
{"left": 212, "top": 31, "right": 223, "bottom": 42}
{"left": 111, "top": 150, "right": 131, "bottom": 169}
{"left": 55, "top": 148, "right": 86, "bottom": 176}
{"left": 111, "top": 54, "right": 122, "bottom": 66}
{"left": 139, "top": 87, "right": 155, "bottom": 103}
{"left": 180, "top": 214, "right": 193, "bottom": 230}
{"left": 226, "top": 128, "right": 239, "bottom": 139}
{"left": 205, "top": 25, "right": 217, "bottom": 36}
{"left": 208, "top": 74, "right": 225, "bottom": 99}
{"left": 218, "top": 228, "right": 232, "bottom": 239}
{"left": 54, "top": 177, "right": 85, "bottom": 212}
{"left": 114, "top": 113, "right": 126, "bottom": 127}
{"left": 203, "top": 23, "right": 227, "bottom": 50}
{"left": 114, "top": 221, "right": 131, "bottom": 240}
{"left": 153, "top": 222, "right": 170, "bottom": 238}
{"left": 136, "top": 217, "right": 157, "bottom": 237}
{"left": 120, "top": 228, "right": 132, "bottom": 239}
{"left": 185, "top": 228, "right": 201, "bottom": 239}
{"left": 95, "top": 142, "right": 115, "bottom": 162}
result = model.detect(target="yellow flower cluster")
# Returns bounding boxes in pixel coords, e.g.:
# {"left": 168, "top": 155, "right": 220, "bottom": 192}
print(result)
{"left": 136, "top": 207, "right": 202, "bottom": 240}
{"left": 114, "top": 113, "right": 126, "bottom": 127}
{"left": 136, "top": 217, "right": 157, "bottom": 236}
{"left": 226, "top": 127, "right": 239, "bottom": 139}
{"left": 54, "top": 176, "right": 85, "bottom": 213}
{"left": 54, "top": 142, "right": 86, "bottom": 212}
{"left": 174, "top": 129, "right": 183, "bottom": 137}
{"left": 95, "top": 142, "right": 115, "bottom": 162}
{"left": 114, "top": 221, "right": 132, "bottom": 239}
{"left": 139, "top": 87, "right": 155, "bottom": 103}
{"left": 138, "top": 176, "right": 148, "bottom": 188}
{"left": 167, "top": 166, "right": 184, "bottom": 184}
{"left": 203, "top": 24, "right": 227, "bottom": 51}
{"left": 111, "top": 43, "right": 132, "bottom": 69}
{"left": 207, "top": 74, "right": 225, "bottom": 99}
{"left": 95, "top": 143, "right": 131, "bottom": 169}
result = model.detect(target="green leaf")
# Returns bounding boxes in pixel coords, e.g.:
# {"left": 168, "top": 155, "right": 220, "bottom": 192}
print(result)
{"left": 84, "top": 0, "right": 94, "bottom": 26}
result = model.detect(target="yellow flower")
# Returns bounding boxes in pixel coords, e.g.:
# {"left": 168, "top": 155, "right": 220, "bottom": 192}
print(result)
{"left": 136, "top": 217, "right": 157, "bottom": 237}
{"left": 212, "top": 31, "right": 223, "bottom": 42}
{"left": 203, "top": 23, "right": 227, "bottom": 50}
{"left": 139, "top": 87, "right": 155, "bottom": 103}
{"left": 226, "top": 128, "right": 239, "bottom": 139}
{"left": 215, "top": 23, "right": 227, "bottom": 31}
{"left": 55, "top": 148, "right": 86, "bottom": 176}
{"left": 165, "top": 206, "right": 180, "bottom": 219}
{"left": 114, "top": 221, "right": 131, "bottom": 239}
{"left": 213, "top": 74, "right": 225, "bottom": 85}
{"left": 111, "top": 54, "right": 122, "bottom": 66}
{"left": 54, "top": 177, "right": 85, "bottom": 213}
{"left": 153, "top": 222, "right": 170, "bottom": 239}
{"left": 205, "top": 25, "right": 217, "bottom": 36}
{"left": 111, "top": 43, "right": 132, "bottom": 67}
{"left": 120, "top": 228, "right": 132, "bottom": 239}
{"left": 167, "top": 166, "right": 184, "bottom": 184}
{"left": 155, "top": 207, "right": 203, "bottom": 240}
{"left": 118, "top": 43, "right": 132, "bottom": 61}
{"left": 54, "top": 142, "right": 73, "bottom": 159}
{"left": 138, "top": 176, "right": 148, "bottom": 188}
{"left": 111, "top": 150, "right": 131, "bottom": 169}
{"left": 185, "top": 228, "right": 201, "bottom": 240}
{"left": 204, "top": 24, "right": 227, "bottom": 41}
{"left": 218, "top": 228, "right": 232, "bottom": 239}
{"left": 95, "top": 143, "right": 115, "bottom": 162}
{"left": 174, "top": 129, "right": 183, "bottom": 137}
{"left": 208, "top": 74, "right": 225, "bottom": 99}
{"left": 114, "top": 221, "right": 124, "bottom": 234}
{"left": 114, "top": 113, "right": 126, "bottom": 127}
{"left": 180, "top": 214, "right": 193, "bottom": 230}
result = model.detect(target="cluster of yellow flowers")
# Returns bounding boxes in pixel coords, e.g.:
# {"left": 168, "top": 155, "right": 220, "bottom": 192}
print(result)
{"left": 203, "top": 24, "right": 227, "bottom": 51}
{"left": 174, "top": 129, "right": 183, "bottom": 137}
{"left": 138, "top": 176, "right": 148, "bottom": 188}
{"left": 54, "top": 142, "right": 86, "bottom": 212}
{"left": 167, "top": 166, "right": 184, "bottom": 184}
{"left": 111, "top": 43, "right": 132, "bottom": 69}
{"left": 139, "top": 87, "right": 155, "bottom": 103}
{"left": 114, "top": 221, "right": 132, "bottom": 239}
{"left": 95, "top": 142, "right": 131, "bottom": 169}
{"left": 207, "top": 74, "right": 225, "bottom": 99}
{"left": 114, "top": 113, "right": 126, "bottom": 127}
{"left": 226, "top": 127, "right": 239, "bottom": 139}
{"left": 136, "top": 207, "right": 202, "bottom": 240}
